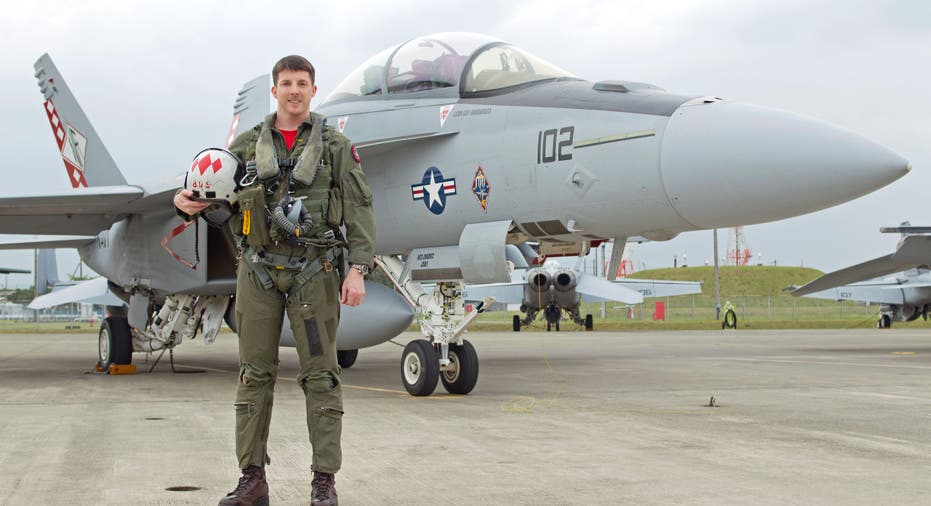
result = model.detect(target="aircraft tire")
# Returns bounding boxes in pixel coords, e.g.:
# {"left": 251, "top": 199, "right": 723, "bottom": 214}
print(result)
{"left": 584, "top": 314, "right": 594, "bottom": 331}
{"left": 723, "top": 309, "right": 738, "bottom": 329}
{"left": 879, "top": 314, "right": 892, "bottom": 329}
{"left": 99, "top": 316, "right": 132, "bottom": 368}
{"left": 546, "top": 322, "right": 552, "bottom": 331}
{"left": 401, "top": 340, "right": 439, "bottom": 396}
{"left": 556, "top": 321, "right": 560, "bottom": 331}
{"left": 337, "top": 349, "right": 359, "bottom": 369}
{"left": 512, "top": 315, "right": 521, "bottom": 332}
{"left": 441, "top": 340, "right": 479, "bottom": 395}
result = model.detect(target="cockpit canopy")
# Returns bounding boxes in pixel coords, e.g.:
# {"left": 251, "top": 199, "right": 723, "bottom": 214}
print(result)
{"left": 323, "top": 32, "right": 577, "bottom": 104}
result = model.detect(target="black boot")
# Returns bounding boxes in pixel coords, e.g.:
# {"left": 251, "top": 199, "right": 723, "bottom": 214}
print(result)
{"left": 219, "top": 466, "right": 269, "bottom": 506}
{"left": 311, "top": 471, "right": 338, "bottom": 506}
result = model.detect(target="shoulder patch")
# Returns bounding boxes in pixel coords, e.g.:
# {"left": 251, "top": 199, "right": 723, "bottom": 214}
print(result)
{"left": 351, "top": 145, "right": 361, "bottom": 163}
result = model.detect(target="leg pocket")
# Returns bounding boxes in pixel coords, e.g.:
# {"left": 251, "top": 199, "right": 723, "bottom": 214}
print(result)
{"left": 304, "top": 316, "right": 324, "bottom": 357}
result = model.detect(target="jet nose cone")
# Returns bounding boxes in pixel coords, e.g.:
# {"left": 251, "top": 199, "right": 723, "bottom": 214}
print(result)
{"left": 660, "top": 100, "right": 910, "bottom": 229}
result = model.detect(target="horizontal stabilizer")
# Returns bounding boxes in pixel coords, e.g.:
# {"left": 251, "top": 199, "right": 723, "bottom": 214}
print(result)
{"left": 613, "top": 278, "right": 703, "bottom": 298}
{"left": 800, "top": 283, "right": 905, "bottom": 305}
{"left": 0, "top": 185, "right": 144, "bottom": 235}
{"left": 0, "top": 235, "right": 96, "bottom": 250}
{"left": 577, "top": 273, "right": 643, "bottom": 304}
{"left": 0, "top": 185, "right": 143, "bottom": 212}
{"left": 793, "top": 235, "right": 931, "bottom": 296}
{"left": 28, "top": 277, "right": 123, "bottom": 309}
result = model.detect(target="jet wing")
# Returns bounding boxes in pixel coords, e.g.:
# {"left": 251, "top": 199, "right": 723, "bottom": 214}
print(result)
{"left": 613, "top": 278, "right": 703, "bottom": 298}
{"left": 28, "top": 276, "right": 124, "bottom": 309}
{"left": 793, "top": 235, "right": 931, "bottom": 296}
{"left": 577, "top": 273, "right": 643, "bottom": 304}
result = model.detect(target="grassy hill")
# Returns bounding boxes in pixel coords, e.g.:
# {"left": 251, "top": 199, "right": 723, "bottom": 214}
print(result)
{"left": 628, "top": 265, "right": 825, "bottom": 297}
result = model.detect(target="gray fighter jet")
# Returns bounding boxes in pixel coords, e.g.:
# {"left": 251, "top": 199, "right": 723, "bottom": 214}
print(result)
{"left": 0, "top": 32, "right": 909, "bottom": 396}
{"left": 793, "top": 223, "right": 931, "bottom": 328}
{"left": 463, "top": 257, "right": 701, "bottom": 331}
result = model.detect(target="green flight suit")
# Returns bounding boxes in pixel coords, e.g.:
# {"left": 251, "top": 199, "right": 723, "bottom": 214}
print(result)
{"left": 227, "top": 112, "right": 375, "bottom": 473}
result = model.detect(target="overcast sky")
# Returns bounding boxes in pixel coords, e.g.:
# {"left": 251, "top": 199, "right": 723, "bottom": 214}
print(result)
{"left": 1, "top": 0, "right": 928, "bottom": 288}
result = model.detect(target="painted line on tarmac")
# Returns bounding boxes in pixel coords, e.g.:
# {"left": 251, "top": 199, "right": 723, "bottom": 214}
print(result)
{"left": 845, "top": 391, "right": 931, "bottom": 402}
{"left": 706, "top": 357, "right": 931, "bottom": 370}
{"left": 171, "top": 364, "right": 236, "bottom": 375}
{"left": 172, "top": 363, "right": 418, "bottom": 397}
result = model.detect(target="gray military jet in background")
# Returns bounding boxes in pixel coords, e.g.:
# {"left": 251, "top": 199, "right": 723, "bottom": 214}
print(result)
{"left": 0, "top": 265, "right": 30, "bottom": 293}
{"left": 0, "top": 266, "right": 30, "bottom": 276}
{"left": 464, "top": 257, "right": 701, "bottom": 331}
{"left": 0, "top": 32, "right": 910, "bottom": 396}
{"left": 793, "top": 223, "right": 931, "bottom": 327}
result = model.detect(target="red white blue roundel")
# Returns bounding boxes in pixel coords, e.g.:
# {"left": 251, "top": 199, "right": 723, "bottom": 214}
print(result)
{"left": 411, "top": 166, "right": 457, "bottom": 215}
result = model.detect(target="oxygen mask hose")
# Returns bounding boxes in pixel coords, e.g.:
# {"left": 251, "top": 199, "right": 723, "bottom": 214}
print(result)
{"left": 272, "top": 196, "right": 313, "bottom": 239}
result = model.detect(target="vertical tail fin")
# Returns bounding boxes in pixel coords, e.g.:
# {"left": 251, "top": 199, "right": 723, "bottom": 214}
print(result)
{"left": 225, "top": 74, "right": 271, "bottom": 148}
{"left": 34, "top": 54, "right": 127, "bottom": 188}
{"left": 35, "top": 249, "right": 61, "bottom": 296}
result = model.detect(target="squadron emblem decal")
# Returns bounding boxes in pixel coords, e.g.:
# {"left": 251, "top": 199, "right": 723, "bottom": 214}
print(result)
{"left": 440, "top": 105, "right": 454, "bottom": 127}
{"left": 411, "top": 166, "right": 457, "bottom": 215}
{"left": 43, "top": 99, "right": 88, "bottom": 188}
{"left": 471, "top": 166, "right": 490, "bottom": 212}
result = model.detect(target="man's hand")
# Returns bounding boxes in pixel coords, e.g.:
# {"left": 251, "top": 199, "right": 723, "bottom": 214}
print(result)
{"left": 174, "top": 189, "right": 210, "bottom": 216}
{"left": 340, "top": 268, "right": 366, "bottom": 306}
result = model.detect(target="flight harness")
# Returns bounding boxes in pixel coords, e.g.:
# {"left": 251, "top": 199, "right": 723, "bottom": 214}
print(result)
{"left": 237, "top": 115, "right": 345, "bottom": 292}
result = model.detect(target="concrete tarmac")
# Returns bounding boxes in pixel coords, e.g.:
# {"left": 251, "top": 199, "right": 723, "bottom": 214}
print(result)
{"left": 2, "top": 329, "right": 931, "bottom": 505}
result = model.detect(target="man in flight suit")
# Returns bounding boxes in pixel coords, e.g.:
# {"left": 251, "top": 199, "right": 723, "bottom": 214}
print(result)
{"left": 175, "top": 54, "right": 375, "bottom": 506}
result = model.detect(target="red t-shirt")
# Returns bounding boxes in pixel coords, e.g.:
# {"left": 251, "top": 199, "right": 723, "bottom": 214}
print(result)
{"left": 280, "top": 129, "right": 298, "bottom": 151}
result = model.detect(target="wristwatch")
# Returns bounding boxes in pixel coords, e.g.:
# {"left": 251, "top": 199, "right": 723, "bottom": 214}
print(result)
{"left": 350, "top": 264, "right": 370, "bottom": 276}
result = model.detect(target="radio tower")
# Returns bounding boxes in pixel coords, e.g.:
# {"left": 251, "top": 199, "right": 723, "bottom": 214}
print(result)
{"left": 726, "top": 227, "right": 752, "bottom": 266}
{"left": 612, "top": 241, "right": 636, "bottom": 278}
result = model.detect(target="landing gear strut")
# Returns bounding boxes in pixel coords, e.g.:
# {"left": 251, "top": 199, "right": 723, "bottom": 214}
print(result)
{"left": 376, "top": 256, "right": 491, "bottom": 396}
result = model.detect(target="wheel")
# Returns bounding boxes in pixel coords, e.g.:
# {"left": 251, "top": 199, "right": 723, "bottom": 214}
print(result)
{"left": 512, "top": 315, "right": 521, "bottom": 332}
{"left": 546, "top": 322, "right": 552, "bottom": 331}
{"left": 337, "top": 349, "right": 359, "bottom": 369}
{"left": 723, "top": 309, "right": 738, "bottom": 329}
{"left": 879, "top": 314, "right": 892, "bottom": 328}
{"left": 99, "top": 316, "right": 132, "bottom": 368}
{"left": 401, "top": 340, "right": 439, "bottom": 396}
{"left": 441, "top": 340, "right": 479, "bottom": 395}
{"left": 584, "top": 314, "right": 594, "bottom": 331}
{"left": 556, "top": 320, "right": 560, "bottom": 331}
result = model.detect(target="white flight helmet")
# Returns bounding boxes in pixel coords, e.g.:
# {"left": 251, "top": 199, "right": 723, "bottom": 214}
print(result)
{"left": 184, "top": 148, "right": 244, "bottom": 226}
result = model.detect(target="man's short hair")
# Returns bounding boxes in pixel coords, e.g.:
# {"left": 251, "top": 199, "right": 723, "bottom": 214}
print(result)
{"left": 272, "top": 55, "right": 316, "bottom": 85}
